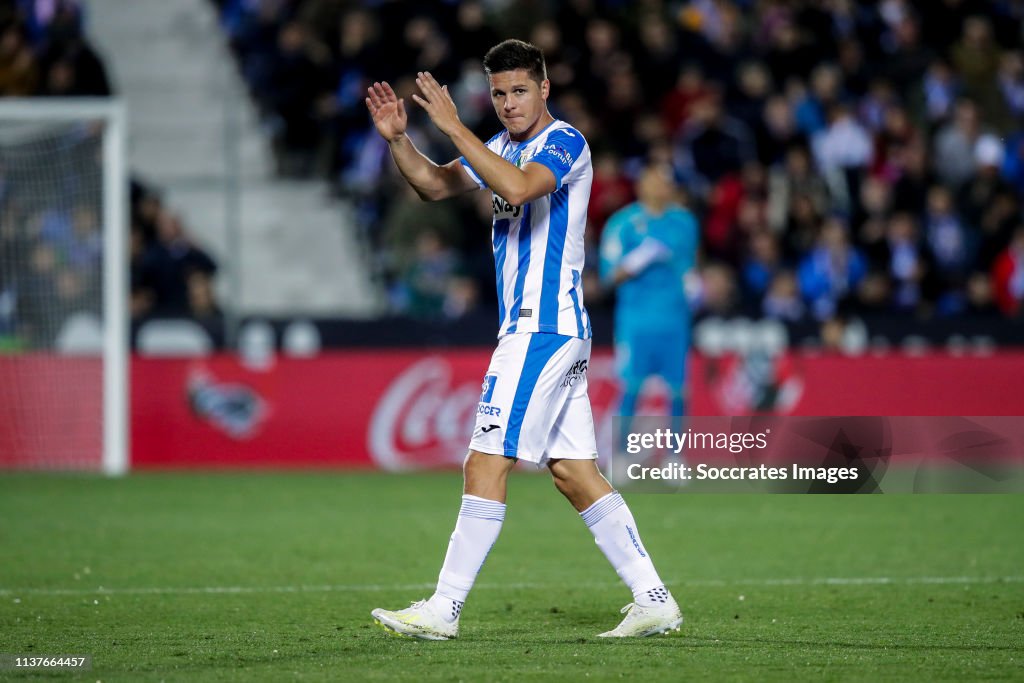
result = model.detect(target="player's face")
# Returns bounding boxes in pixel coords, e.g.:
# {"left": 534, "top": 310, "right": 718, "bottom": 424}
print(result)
{"left": 488, "top": 70, "right": 550, "bottom": 141}
{"left": 637, "top": 167, "right": 675, "bottom": 207}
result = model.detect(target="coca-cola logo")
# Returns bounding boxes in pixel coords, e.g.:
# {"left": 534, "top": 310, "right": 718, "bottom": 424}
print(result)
{"left": 368, "top": 355, "right": 622, "bottom": 471}
{"left": 368, "top": 358, "right": 480, "bottom": 471}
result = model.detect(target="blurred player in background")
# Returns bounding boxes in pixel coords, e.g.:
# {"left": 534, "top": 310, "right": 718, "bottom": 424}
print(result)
{"left": 365, "top": 39, "right": 681, "bottom": 640}
{"left": 600, "top": 165, "right": 700, "bottom": 433}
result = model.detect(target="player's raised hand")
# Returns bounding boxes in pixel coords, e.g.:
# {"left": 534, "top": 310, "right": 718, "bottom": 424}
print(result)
{"left": 411, "top": 71, "right": 462, "bottom": 138}
{"left": 365, "top": 81, "right": 407, "bottom": 142}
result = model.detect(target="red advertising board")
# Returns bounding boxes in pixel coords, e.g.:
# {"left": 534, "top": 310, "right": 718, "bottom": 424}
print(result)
{"left": 3, "top": 350, "right": 1024, "bottom": 470}
{"left": 131, "top": 350, "right": 1024, "bottom": 470}
{"left": 0, "top": 355, "right": 102, "bottom": 469}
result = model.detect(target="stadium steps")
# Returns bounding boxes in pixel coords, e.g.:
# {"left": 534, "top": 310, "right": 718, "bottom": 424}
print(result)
{"left": 86, "top": 0, "right": 383, "bottom": 318}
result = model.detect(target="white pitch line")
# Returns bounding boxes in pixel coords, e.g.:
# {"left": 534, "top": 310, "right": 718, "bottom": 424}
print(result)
{"left": 1, "top": 575, "right": 1022, "bottom": 598}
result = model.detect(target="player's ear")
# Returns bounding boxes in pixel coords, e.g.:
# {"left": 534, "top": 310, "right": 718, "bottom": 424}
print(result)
{"left": 540, "top": 79, "right": 550, "bottom": 101}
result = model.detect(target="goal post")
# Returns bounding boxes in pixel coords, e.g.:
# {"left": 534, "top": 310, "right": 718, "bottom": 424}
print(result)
{"left": 0, "top": 98, "right": 128, "bottom": 475}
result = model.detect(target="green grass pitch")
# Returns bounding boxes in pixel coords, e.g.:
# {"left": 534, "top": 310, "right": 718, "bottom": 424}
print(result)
{"left": 0, "top": 472, "right": 1022, "bottom": 681}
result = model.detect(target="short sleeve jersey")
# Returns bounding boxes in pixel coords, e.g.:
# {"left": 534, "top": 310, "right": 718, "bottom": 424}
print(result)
{"left": 460, "top": 120, "right": 593, "bottom": 339}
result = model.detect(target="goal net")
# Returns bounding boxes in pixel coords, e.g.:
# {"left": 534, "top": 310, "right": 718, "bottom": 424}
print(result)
{"left": 0, "top": 99, "right": 127, "bottom": 474}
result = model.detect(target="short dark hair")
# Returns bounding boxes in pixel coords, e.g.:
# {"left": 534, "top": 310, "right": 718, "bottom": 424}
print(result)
{"left": 483, "top": 39, "right": 547, "bottom": 84}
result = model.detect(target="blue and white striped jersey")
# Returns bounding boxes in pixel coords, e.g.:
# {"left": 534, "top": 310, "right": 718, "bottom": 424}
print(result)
{"left": 459, "top": 120, "right": 593, "bottom": 340}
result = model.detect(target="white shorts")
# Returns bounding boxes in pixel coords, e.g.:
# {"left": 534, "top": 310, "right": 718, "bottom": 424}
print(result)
{"left": 469, "top": 332, "right": 598, "bottom": 466}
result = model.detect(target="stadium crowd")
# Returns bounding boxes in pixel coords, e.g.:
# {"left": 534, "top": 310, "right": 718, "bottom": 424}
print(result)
{"left": 216, "top": 0, "right": 1024, "bottom": 324}
{"left": 0, "top": 0, "right": 109, "bottom": 98}
{"left": 0, "top": 0, "right": 220, "bottom": 348}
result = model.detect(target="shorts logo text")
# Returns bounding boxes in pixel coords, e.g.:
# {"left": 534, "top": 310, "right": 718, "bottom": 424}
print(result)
{"left": 562, "top": 359, "right": 588, "bottom": 387}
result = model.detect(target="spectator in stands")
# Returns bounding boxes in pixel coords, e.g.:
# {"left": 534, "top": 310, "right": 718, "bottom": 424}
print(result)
{"left": 34, "top": 1, "right": 110, "bottom": 97}
{"left": 0, "top": 21, "right": 37, "bottom": 95}
{"left": 883, "top": 212, "right": 932, "bottom": 314}
{"left": 882, "top": 12, "right": 933, "bottom": 92}
{"left": 974, "top": 189, "right": 1020, "bottom": 275}
{"left": 951, "top": 16, "right": 1008, "bottom": 130}
{"left": 890, "top": 139, "right": 935, "bottom": 214}
{"left": 129, "top": 225, "right": 152, "bottom": 318}
{"left": 65, "top": 204, "right": 101, "bottom": 274}
{"left": 768, "top": 144, "right": 827, "bottom": 234}
{"left": 264, "top": 21, "right": 330, "bottom": 176}
{"left": 588, "top": 151, "right": 633, "bottom": 236}
{"left": 635, "top": 12, "right": 679, "bottom": 98}
{"left": 381, "top": 182, "right": 460, "bottom": 279}
{"left": 855, "top": 176, "right": 893, "bottom": 272}
{"left": 793, "top": 64, "right": 841, "bottom": 138}
{"left": 692, "top": 262, "right": 738, "bottom": 317}
{"left": 442, "top": 274, "right": 479, "bottom": 320}
{"left": 933, "top": 99, "right": 987, "bottom": 189}
{"left": 678, "top": 87, "right": 756, "bottom": 194}
{"left": 741, "top": 230, "right": 785, "bottom": 305}
{"left": 924, "top": 185, "right": 972, "bottom": 312}
{"left": 757, "top": 94, "right": 802, "bottom": 167}
{"left": 813, "top": 102, "right": 872, "bottom": 211}
{"left": 729, "top": 61, "right": 772, "bottom": 139}
{"left": 762, "top": 270, "right": 805, "bottom": 322}
{"left": 19, "top": 0, "right": 82, "bottom": 45}
{"left": 871, "top": 103, "right": 917, "bottom": 182}
{"left": 187, "top": 270, "right": 222, "bottom": 324}
{"left": 997, "top": 49, "right": 1024, "bottom": 121}
{"left": 798, "top": 217, "right": 867, "bottom": 320}
{"left": 916, "top": 59, "right": 960, "bottom": 127}
{"left": 317, "top": 9, "right": 382, "bottom": 176}
{"left": 394, "top": 229, "right": 460, "bottom": 319}
{"left": 782, "top": 191, "right": 823, "bottom": 261}
{"left": 661, "top": 63, "right": 711, "bottom": 139}
{"left": 136, "top": 208, "right": 218, "bottom": 317}
{"left": 959, "top": 134, "right": 1013, "bottom": 231}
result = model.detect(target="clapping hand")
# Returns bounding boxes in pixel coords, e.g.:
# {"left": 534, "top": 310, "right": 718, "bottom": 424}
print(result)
{"left": 365, "top": 81, "right": 408, "bottom": 143}
{"left": 411, "top": 71, "right": 463, "bottom": 138}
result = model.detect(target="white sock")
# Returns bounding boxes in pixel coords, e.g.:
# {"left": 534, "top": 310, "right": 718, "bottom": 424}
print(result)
{"left": 428, "top": 494, "right": 506, "bottom": 622}
{"left": 580, "top": 491, "right": 668, "bottom": 607}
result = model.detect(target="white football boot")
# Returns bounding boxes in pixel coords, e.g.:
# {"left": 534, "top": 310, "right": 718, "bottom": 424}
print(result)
{"left": 597, "top": 595, "right": 683, "bottom": 638}
{"left": 371, "top": 600, "right": 459, "bottom": 641}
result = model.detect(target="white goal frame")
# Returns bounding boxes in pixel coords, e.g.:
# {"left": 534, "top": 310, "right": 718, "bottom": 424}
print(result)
{"left": 0, "top": 98, "right": 129, "bottom": 475}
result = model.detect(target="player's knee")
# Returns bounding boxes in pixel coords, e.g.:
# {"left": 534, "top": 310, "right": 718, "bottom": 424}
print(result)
{"left": 463, "top": 450, "right": 511, "bottom": 489}
{"left": 464, "top": 453, "right": 489, "bottom": 481}
{"left": 551, "top": 471, "right": 575, "bottom": 498}
{"left": 549, "top": 462, "right": 594, "bottom": 502}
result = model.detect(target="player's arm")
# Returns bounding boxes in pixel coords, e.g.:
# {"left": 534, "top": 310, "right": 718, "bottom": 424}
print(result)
{"left": 388, "top": 135, "right": 479, "bottom": 201}
{"left": 601, "top": 216, "right": 672, "bottom": 286}
{"left": 454, "top": 134, "right": 555, "bottom": 205}
{"left": 412, "top": 71, "right": 556, "bottom": 206}
{"left": 365, "top": 81, "right": 478, "bottom": 201}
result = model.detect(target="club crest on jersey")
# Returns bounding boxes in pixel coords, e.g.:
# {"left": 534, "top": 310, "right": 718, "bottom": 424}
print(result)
{"left": 492, "top": 194, "right": 521, "bottom": 219}
{"left": 480, "top": 374, "right": 498, "bottom": 402}
{"left": 478, "top": 373, "right": 502, "bottom": 416}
